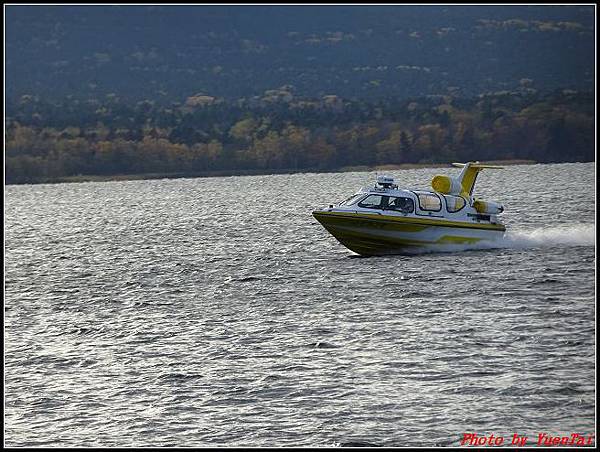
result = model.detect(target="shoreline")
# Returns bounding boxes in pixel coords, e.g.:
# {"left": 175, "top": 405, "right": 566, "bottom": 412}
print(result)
{"left": 8, "top": 159, "right": 539, "bottom": 185}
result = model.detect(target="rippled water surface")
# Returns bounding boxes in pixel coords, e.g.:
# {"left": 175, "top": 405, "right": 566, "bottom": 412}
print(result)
{"left": 5, "top": 163, "right": 596, "bottom": 447}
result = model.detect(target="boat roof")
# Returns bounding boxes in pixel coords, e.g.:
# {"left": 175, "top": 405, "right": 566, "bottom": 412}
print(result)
{"left": 360, "top": 185, "right": 449, "bottom": 198}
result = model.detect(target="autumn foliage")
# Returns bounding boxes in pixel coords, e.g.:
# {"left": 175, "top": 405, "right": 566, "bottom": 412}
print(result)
{"left": 5, "top": 89, "right": 594, "bottom": 184}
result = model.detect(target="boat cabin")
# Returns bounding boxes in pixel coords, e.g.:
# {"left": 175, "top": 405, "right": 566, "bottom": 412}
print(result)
{"left": 336, "top": 175, "right": 500, "bottom": 224}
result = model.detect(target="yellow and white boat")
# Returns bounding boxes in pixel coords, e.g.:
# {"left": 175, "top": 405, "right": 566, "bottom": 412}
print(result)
{"left": 313, "top": 162, "right": 506, "bottom": 256}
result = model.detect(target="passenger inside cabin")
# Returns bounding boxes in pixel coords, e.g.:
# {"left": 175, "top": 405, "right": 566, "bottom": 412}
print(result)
{"left": 388, "top": 197, "right": 414, "bottom": 213}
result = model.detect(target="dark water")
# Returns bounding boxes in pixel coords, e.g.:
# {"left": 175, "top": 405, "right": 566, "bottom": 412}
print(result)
{"left": 4, "top": 163, "right": 595, "bottom": 447}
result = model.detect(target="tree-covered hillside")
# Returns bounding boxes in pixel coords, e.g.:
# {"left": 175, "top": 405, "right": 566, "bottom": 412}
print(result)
{"left": 6, "top": 90, "right": 594, "bottom": 184}
{"left": 5, "top": 6, "right": 595, "bottom": 184}
{"left": 5, "top": 5, "right": 595, "bottom": 102}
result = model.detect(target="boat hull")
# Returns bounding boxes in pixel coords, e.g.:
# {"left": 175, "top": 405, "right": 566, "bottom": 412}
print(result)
{"left": 312, "top": 210, "right": 505, "bottom": 256}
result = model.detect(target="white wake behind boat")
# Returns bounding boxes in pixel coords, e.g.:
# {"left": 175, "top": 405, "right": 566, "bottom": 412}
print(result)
{"left": 312, "top": 162, "right": 506, "bottom": 256}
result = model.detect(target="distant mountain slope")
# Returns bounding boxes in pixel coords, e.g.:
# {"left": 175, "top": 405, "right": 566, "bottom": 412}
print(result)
{"left": 5, "top": 5, "right": 595, "bottom": 102}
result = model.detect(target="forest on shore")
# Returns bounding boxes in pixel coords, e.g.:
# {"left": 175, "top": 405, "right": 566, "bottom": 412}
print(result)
{"left": 5, "top": 88, "right": 594, "bottom": 184}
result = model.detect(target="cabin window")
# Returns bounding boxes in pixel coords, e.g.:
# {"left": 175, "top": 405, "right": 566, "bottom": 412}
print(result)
{"left": 416, "top": 192, "right": 442, "bottom": 211}
{"left": 443, "top": 195, "right": 466, "bottom": 213}
{"left": 358, "top": 194, "right": 385, "bottom": 209}
{"left": 386, "top": 196, "right": 414, "bottom": 213}
{"left": 339, "top": 194, "right": 365, "bottom": 206}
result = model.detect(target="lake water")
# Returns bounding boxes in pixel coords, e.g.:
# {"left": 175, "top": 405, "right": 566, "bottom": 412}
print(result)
{"left": 4, "top": 163, "right": 596, "bottom": 447}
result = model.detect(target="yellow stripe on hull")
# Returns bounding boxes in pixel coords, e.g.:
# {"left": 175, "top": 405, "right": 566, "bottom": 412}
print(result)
{"left": 313, "top": 210, "right": 505, "bottom": 232}
{"left": 313, "top": 210, "right": 503, "bottom": 256}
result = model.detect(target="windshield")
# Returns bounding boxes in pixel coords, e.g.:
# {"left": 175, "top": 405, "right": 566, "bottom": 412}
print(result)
{"left": 339, "top": 194, "right": 364, "bottom": 206}
{"left": 356, "top": 194, "right": 415, "bottom": 213}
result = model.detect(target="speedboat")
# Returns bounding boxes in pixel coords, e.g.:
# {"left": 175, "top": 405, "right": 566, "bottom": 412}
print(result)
{"left": 312, "top": 162, "right": 506, "bottom": 256}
